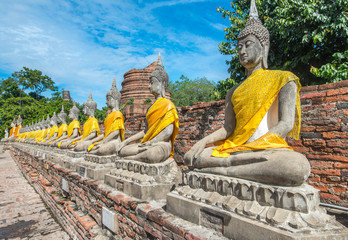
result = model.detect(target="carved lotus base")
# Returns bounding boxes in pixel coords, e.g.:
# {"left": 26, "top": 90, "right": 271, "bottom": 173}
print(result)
{"left": 76, "top": 154, "right": 117, "bottom": 180}
{"left": 104, "top": 158, "right": 181, "bottom": 200}
{"left": 167, "top": 171, "right": 347, "bottom": 240}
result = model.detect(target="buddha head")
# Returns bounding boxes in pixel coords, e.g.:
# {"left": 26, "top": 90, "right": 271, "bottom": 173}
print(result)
{"left": 83, "top": 92, "right": 97, "bottom": 117}
{"left": 44, "top": 115, "right": 50, "bottom": 128}
{"left": 58, "top": 105, "right": 67, "bottom": 124}
{"left": 106, "top": 77, "right": 121, "bottom": 110}
{"left": 149, "top": 53, "right": 169, "bottom": 98}
{"left": 69, "top": 101, "right": 80, "bottom": 120}
{"left": 17, "top": 115, "right": 23, "bottom": 126}
{"left": 11, "top": 118, "right": 16, "bottom": 128}
{"left": 237, "top": 0, "right": 269, "bottom": 71}
{"left": 50, "top": 112, "right": 58, "bottom": 126}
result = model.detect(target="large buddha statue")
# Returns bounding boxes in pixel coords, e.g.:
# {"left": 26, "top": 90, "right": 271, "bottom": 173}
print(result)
{"left": 116, "top": 54, "right": 179, "bottom": 163}
{"left": 50, "top": 106, "right": 68, "bottom": 146}
{"left": 88, "top": 78, "right": 125, "bottom": 155}
{"left": 68, "top": 92, "right": 100, "bottom": 151}
{"left": 184, "top": 1, "right": 310, "bottom": 187}
{"left": 58, "top": 101, "right": 81, "bottom": 148}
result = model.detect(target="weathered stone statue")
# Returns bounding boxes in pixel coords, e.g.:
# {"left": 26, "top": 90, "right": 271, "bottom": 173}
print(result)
{"left": 39, "top": 115, "right": 51, "bottom": 143}
{"left": 7, "top": 118, "right": 17, "bottom": 141}
{"left": 184, "top": 2, "right": 309, "bottom": 187}
{"left": 14, "top": 115, "right": 23, "bottom": 139}
{"left": 88, "top": 78, "right": 125, "bottom": 155}
{"left": 43, "top": 112, "right": 59, "bottom": 144}
{"left": 50, "top": 106, "right": 68, "bottom": 146}
{"left": 4, "top": 129, "right": 8, "bottom": 139}
{"left": 116, "top": 53, "right": 179, "bottom": 163}
{"left": 68, "top": 92, "right": 100, "bottom": 151}
{"left": 58, "top": 101, "right": 81, "bottom": 148}
{"left": 167, "top": 2, "right": 347, "bottom": 239}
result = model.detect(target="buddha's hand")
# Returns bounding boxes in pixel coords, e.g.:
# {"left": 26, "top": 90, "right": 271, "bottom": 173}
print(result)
{"left": 138, "top": 141, "right": 152, "bottom": 153}
{"left": 115, "top": 141, "right": 127, "bottom": 154}
{"left": 184, "top": 140, "right": 206, "bottom": 167}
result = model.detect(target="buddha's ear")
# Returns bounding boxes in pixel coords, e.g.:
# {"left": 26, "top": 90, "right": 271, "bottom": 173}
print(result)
{"left": 262, "top": 41, "right": 270, "bottom": 69}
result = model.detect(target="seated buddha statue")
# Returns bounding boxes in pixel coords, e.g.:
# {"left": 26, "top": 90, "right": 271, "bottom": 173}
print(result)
{"left": 39, "top": 115, "right": 51, "bottom": 143}
{"left": 7, "top": 118, "right": 16, "bottom": 141}
{"left": 68, "top": 92, "right": 100, "bottom": 152}
{"left": 116, "top": 54, "right": 179, "bottom": 163}
{"left": 1, "top": 128, "right": 9, "bottom": 141}
{"left": 184, "top": 0, "right": 310, "bottom": 187}
{"left": 88, "top": 78, "right": 125, "bottom": 155}
{"left": 43, "top": 112, "right": 59, "bottom": 144}
{"left": 49, "top": 106, "right": 68, "bottom": 145}
{"left": 13, "top": 115, "right": 23, "bottom": 141}
{"left": 58, "top": 101, "right": 81, "bottom": 148}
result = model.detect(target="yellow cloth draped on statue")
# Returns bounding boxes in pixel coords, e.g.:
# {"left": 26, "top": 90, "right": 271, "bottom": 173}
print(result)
{"left": 48, "top": 124, "right": 68, "bottom": 144}
{"left": 39, "top": 128, "right": 51, "bottom": 142}
{"left": 69, "top": 117, "right": 100, "bottom": 146}
{"left": 9, "top": 127, "right": 15, "bottom": 137}
{"left": 35, "top": 130, "right": 46, "bottom": 142}
{"left": 212, "top": 68, "right": 301, "bottom": 158}
{"left": 56, "top": 124, "right": 68, "bottom": 139}
{"left": 141, "top": 97, "right": 179, "bottom": 158}
{"left": 14, "top": 125, "right": 22, "bottom": 138}
{"left": 57, "top": 120, "right": 81, "bottom": 147}
{"left": 87, "top": 111, "right": 125, "bottom": 151}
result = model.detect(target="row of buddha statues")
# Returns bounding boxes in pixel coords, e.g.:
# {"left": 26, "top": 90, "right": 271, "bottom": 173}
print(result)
{"left": 2, "top": 0, "right": 311, "bottom": 188}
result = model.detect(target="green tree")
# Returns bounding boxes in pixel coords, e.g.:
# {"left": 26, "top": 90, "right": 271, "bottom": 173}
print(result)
{"left": 215, "top": 0, "right": 347, "bottom": 98}
{"left": 168, "top": 75, "right": 216, "bottom": 107}
{"left": 12, "top": 67, "right": 58, "bottom": 99}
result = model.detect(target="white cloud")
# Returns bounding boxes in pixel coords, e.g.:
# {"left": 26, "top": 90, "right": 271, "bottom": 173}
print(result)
{"left": 0, "top": 0, "right": 230, "bottom": 108}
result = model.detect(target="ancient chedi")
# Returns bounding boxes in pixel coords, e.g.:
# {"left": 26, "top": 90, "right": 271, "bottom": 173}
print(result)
{"left": 120, "top": 59, "right": 170, "bottom": 118}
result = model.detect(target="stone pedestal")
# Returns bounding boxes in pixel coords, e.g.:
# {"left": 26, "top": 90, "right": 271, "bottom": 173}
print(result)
{"left": 76, "top": 155, "right": 116, "bottom": 180}
{"left": 105, "top": 158, "right": 180, "bottom": 200}
{"left": 167, "top": 171, "right": 348, "bottom": 240}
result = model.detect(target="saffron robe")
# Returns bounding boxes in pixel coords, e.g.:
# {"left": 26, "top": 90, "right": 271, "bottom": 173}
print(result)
{"left": 141, "top": 97, "right": 179, "bottom": 158}
{"left": 212, "top": 68, "right": 301, "bottom": 158}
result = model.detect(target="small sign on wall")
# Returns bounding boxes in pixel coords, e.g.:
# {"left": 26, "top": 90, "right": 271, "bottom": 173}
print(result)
{"left": 79, "top": 166, "right": 86, "bottom": 178}
{"left": 102, "top": 207, "right": 119, "bottom": 233}
{"left": 42, "top": 153, "right": 46, "bottom": 159}
{"left": 62, "top": 178, "right": 69, "bottom": 192}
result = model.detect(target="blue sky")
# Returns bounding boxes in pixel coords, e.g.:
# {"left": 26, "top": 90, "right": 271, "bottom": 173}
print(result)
{"left": 0, "top": 0, "right": 232, "bottom": 107}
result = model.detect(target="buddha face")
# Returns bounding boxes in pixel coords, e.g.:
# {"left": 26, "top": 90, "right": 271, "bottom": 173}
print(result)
{"left": 149, "top": 76, "right": 162, "bottom": 96}
{"left": 106, "top": 95, "right": 115, "bottom": 109}
{"left": 238, "top": 34, "right": 263, "bottom": 70}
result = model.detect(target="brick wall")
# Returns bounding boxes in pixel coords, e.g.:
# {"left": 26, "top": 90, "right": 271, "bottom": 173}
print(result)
{"left": 124, "top": 80, "right": 348, "bottom": 207}
{"left": 10, "top": 148, "right": 224, "bottom": 240}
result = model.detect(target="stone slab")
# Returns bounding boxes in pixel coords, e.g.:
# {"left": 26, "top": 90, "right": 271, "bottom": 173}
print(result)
{"left": 167, "top": 192, "right": 348, "bottom": 240}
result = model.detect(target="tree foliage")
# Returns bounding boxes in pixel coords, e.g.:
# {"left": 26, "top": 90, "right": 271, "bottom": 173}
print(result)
{"left": 215, "top": 0, "right": 347, "bottom": 98}
{"left": 168, "top": 75, "right": 216, "bottom": 107}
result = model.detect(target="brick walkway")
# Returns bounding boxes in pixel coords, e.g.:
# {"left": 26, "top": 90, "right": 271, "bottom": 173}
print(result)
{"left": 0, "top": 149, "right": 70, "bottom": 240}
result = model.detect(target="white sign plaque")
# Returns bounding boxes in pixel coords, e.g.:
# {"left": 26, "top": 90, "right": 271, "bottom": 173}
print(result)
{"left": 102, "top": 207, "right": 119, "bottom": 233}
{"left": 62, "top": 178, "right": 69, "bottom": 192}
{"left": 42, "top": 153, "right": 46, "bottom": 159}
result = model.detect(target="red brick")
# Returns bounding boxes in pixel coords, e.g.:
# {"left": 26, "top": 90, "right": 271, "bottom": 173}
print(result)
{"left": 301, "top": 85, "right": 318, "bottom": 92}
{"left": 313, "top": 184, "right": 328, "bottom": 192}
{"left": 317, "top": 80, "right": 348, "bottom": 90}
{"left": 322, "top": 132, "right": 348, "bottom": 139}
{"left": 334, "top": 162, "right": 348, "bottom": 168}
{"left": 308, "top": 154, "right": 348, "bottom": 162}
{"left": 162, "top": 217, "right": 186, "bottom": 237}
{"left": 333, "top": 187, "right": 347, "bottom": 193}
{"left": 316, "top": 125, "right": 341, "bottom": 132}
{"left": 325, "top": 95, "right": 348, "bottom": 103}
{"left": 308, "top": 176, "right": 320, "bottom": 183}
{"left": 309, "top": 161, "right": 333, "bottom": 169}
{"left": 144, "top": 223, "right": 162, "bottom": 240}
{"left": 303, "top": 140, "right": 326, "bottom": 147}
{"left": 320, "top": 192, "right": 342, "bottom": 201}
{"left": 300, "top": 91, "right": 326, "bottom": 99}
{"left": 326, "top": 140, "right": 348, "bottom": 149}
{"left": 326, "top": 88, "right": 348, "bottom": 96}
{"left": 311, "top": 169, "right": 341, "bottom": 176}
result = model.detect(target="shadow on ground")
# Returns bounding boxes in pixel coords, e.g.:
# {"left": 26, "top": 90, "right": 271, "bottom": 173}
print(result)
{"left": 0, "top": 220, "right": 38, "bottom": 239}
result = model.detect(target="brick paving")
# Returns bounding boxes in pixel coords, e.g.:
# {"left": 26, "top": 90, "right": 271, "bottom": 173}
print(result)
{"left": 0, "top": 149, "right": 70, "bottom": 240}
